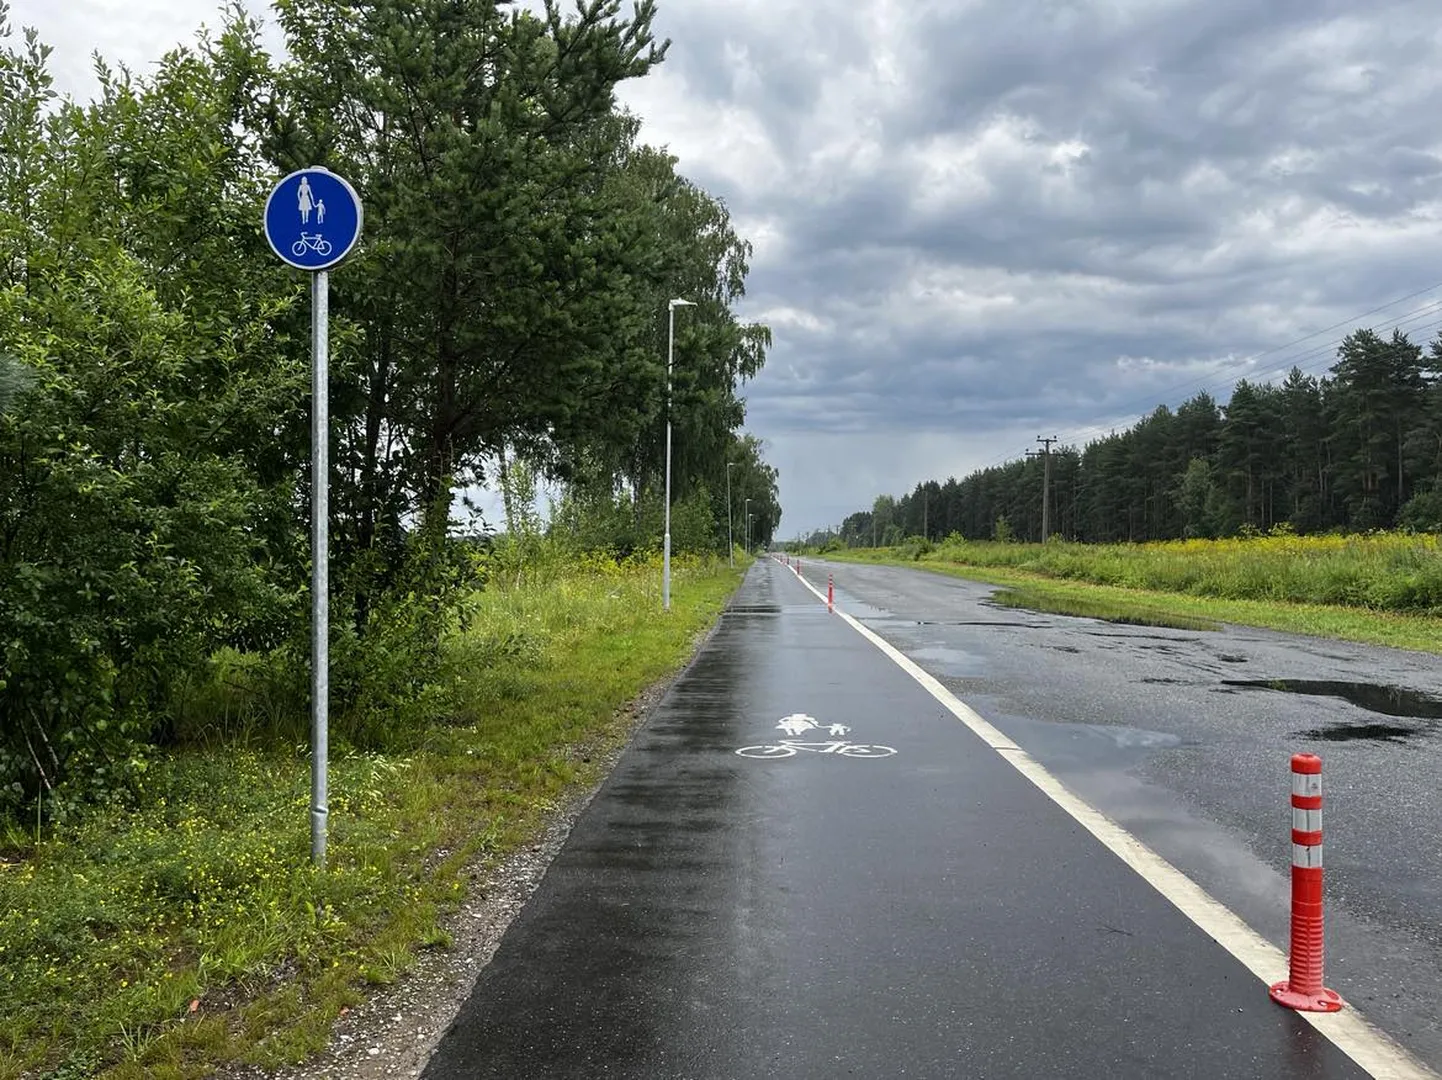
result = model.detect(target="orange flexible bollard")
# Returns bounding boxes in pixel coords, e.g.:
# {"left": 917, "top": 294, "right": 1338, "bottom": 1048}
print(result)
{"left": 1270, "top": 753, "right": 1342, "bottom": 1012}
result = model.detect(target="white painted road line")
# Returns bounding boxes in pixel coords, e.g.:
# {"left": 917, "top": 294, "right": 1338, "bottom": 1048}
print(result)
{"left": 787, "top": 562, "right": 1437, "bottom": 1080}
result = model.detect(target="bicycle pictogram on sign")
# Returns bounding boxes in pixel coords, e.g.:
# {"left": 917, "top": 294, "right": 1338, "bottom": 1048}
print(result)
{"left": 291, "top": 233, "right": 333, "bottom": 258}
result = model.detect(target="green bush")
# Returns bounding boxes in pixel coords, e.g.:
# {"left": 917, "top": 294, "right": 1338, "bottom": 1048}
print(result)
{"left": 1399, "top": 489, "right": 1442, "bottom": 533}
{"left": 898, "top": 535, "right": 933, "bottom": 561}
{"left": 0, "top": 264, "right": 301, "bottom": 816}
{"left": 0, "top": 32, "right": 308, "bottom": 816}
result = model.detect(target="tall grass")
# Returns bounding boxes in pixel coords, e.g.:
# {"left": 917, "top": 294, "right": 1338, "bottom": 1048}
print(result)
{"left": 904, "top": 531, "right": 1442, "bottom": 614}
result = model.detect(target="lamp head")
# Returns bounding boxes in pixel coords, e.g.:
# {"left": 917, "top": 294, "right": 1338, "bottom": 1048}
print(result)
{"left": 669, "top": 298, "right": 696, "bottom": 310}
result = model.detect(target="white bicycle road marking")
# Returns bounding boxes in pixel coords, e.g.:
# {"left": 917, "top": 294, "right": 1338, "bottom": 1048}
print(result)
{"left": 785, "top": 562, "right": 1435, "bottom": 1080}
{"left": 735, "top": 739, "right": 896, "bottom": 759}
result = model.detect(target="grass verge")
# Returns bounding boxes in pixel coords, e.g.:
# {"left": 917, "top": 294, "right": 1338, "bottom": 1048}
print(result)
{"left": 0, "top": 555, "right": 745, "bottom": 1079}
{"left": 830, "top": 546, "right": 1442, "bottom": 654}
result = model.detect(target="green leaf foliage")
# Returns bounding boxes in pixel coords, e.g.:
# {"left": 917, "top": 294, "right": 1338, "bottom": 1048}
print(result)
{"left": 0, "top": 1, "right": 775, "bottom": 813}
{"left": 0, "top": 11, "right": 309, "bottom": 812}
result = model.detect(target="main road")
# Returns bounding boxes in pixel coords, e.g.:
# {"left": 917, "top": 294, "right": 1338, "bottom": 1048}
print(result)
{"left": 422, "top": 556, "right": 1442, "bottom": 1079}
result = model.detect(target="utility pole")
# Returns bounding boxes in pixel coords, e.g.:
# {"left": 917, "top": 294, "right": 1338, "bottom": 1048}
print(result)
{"left": 1034, "top": 436, "right": 1058, "bottom": 540}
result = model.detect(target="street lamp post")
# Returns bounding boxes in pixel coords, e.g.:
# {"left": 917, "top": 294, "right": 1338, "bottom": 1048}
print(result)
{"left": 743, "top": 498, "right": 751, "bottom": 555}
{"left": 725, "top": 461, "right": 737, "bottom": 569}
{"left": 747, "top": 512, "right": 754, "bottom": 553}
{"left": 663, "top": 297, "right": 696, "bottom": 611}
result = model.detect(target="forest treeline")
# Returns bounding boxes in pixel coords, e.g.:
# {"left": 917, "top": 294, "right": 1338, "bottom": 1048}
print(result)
{"left": 835, "top": 328, "right": 1442, "bottom": 548}
{"left": 0, "top": 0, "right": 779, "bottom": 814}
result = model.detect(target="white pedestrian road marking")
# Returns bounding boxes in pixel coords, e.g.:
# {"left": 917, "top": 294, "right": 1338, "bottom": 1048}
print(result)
{"left": 777, "top": 714, "right": 818, "bottom": 736}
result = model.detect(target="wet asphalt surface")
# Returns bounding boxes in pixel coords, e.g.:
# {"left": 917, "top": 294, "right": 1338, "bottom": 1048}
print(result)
{"left": 419, "top": 557, "right": 1438, "bottom": 1079}
{"left": 802, "top": 556, "right": 1442, "bottom": 1072}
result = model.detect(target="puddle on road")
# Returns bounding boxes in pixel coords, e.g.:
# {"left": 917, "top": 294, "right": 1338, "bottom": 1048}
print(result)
{"left": 968, "top": 703, "right": 1189, "bottom": 769}
{"left": 1223, "top": 679, "right": 1442, "bottom": 743}
{"left": 861, "top": 618, "right": 1040, "bottom": 630}
{"left": 915, "top": 619, "right": 1038, "bottom": 628}
{"left": 1074, "top": 724, "right": 1185, "bottom": 750}
{"left": 987, "top": 588, "right": 1220, "bottom": 632}
{"left": 726, "top": 605, "right": 781, "bottom": 616}
{"left": 1294, "top": 722, "right": 1424, "bottom": 744}
{"left": 1221, "top": 679, "right": 1442, "bottom": 719}
{"left": 908, "top": 645, "right": 986, "bottom": 677}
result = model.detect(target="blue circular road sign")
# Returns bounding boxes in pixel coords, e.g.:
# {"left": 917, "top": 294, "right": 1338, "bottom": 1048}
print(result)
{"left": 263, "top": 168, "right": 363, "bottom": 272}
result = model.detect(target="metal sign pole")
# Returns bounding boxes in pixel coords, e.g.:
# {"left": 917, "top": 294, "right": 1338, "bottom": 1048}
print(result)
{"left": 311, "top": 269, "right": 329, "bottom": 866}
{"left": 663, "top": 302, "right": 674, "bottom": 611}
{"left": 262, "top": 166, "right": 360, "bottom": 870}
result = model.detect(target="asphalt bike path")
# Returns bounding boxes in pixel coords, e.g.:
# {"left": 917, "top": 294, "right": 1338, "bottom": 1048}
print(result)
{"left": 422, "top": 558, "right": 1371, "bottom": 1079}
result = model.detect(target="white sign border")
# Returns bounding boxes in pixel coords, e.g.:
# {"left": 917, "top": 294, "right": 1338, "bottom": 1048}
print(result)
{"left": 263, "top": 166, "right": 365, "bottom": 272}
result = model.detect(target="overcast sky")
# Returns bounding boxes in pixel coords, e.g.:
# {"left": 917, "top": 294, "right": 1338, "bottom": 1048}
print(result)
{"left": 12, "top": 0, "right": 1442, "bottom": 538}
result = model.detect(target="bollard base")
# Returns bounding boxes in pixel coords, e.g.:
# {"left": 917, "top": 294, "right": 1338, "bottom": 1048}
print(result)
{"left": 1269, "top": 982, "right": 1342, "bottom": 1012}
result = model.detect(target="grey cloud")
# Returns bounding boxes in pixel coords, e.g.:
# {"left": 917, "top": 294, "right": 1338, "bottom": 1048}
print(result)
{"left": 1384, "top": 147, "right": 1442, "bottom": 180}
{"left": 22, "top": 0, "right": 1442, "bottom": 534}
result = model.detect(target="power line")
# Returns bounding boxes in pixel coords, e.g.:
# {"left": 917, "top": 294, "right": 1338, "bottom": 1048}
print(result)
{"left": 880, "top": 281, "right": 1442, "bottom": 514}
{"left": 1177, "top": 300, "right": 1442, "bottom": 403}
{"left": 1241, "top": 306, "right": 1442, "bottom": 387}
{"left": 979, "top": 286, "right": 1442, "bottom": 470}
{"left": 1053, "top": 300, "right": 1442, "bottom": 453}
{"left": 1089, "top": 281, "right": 1442, "bottom": 419}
